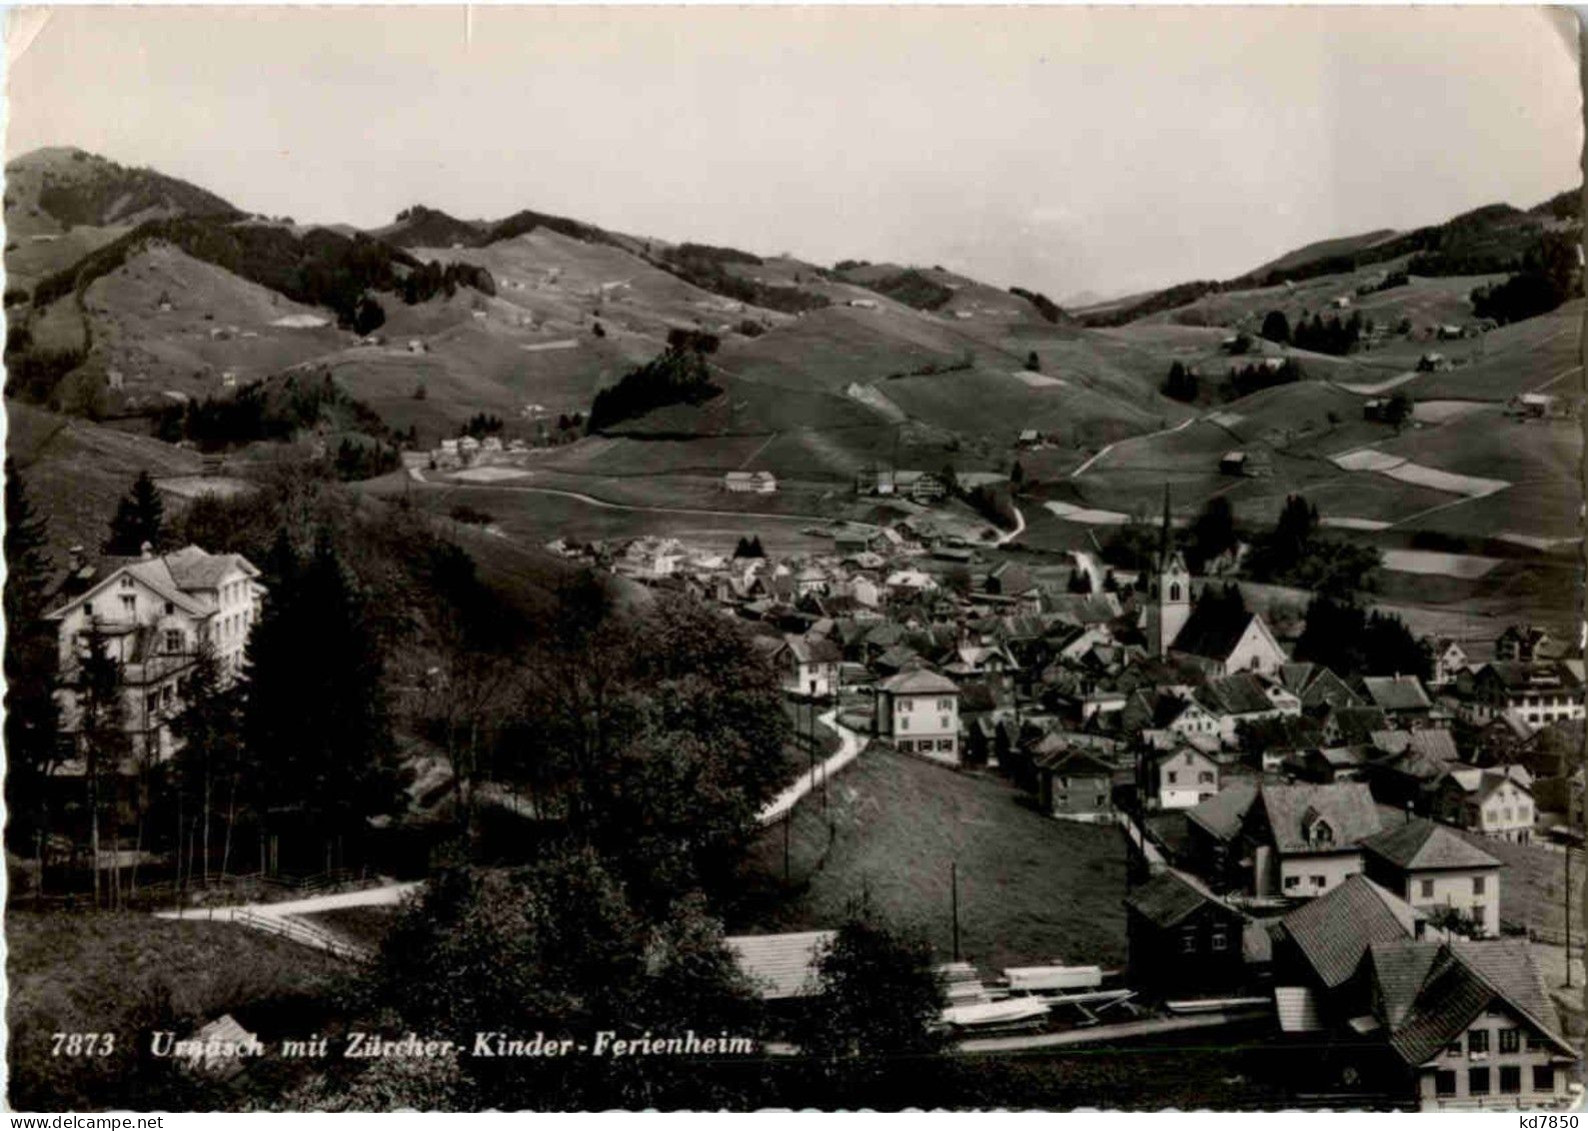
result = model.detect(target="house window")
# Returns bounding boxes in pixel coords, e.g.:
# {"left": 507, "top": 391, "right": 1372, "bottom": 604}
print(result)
{"left": 1472, "top": 904, "right": 1485, "bottom": 925}
{"left": 1210, "top": 928, "right": 1229, "bottom": 951}
{"left": 1422, "top": 879, "right": 1436, "bottom": 899}
{"left": 1434, "top": 1071, "right": 1457, "bottom": 1097}
{"left": 1499, "top": 1067, "right": 1521, "bottom": 1095}
{"left": 1468, "top": 1068, "right": 1490, "bottom": 1096}
{"left": 84, "top": 602, "right": 94, "bottom": 616}
{"left": 897, "top": 740, "right": 912, "bottom": 753}
{"left": 1527, "top": 1033, "right": 1545, "bottom": 1052}
{"left": 1284, "top": 876, "right": 1299, "bottom": 890}
{"left": 1533, "top": 1066, "right": 1555, "bottom": 1093}
{"left": 900, "top": 717, "right": 909, "bottom": 731}
{"left": 1446, "top": 1038, "right": 1463, "bottom": 1056}
{"left": 1499, "top": 1028, "right": 1519, "bottom": 1054}
{"left": 120, "top": 576, "right": 133, "bottom": 589}
{"left": 164, "top": 630, "right": 183, "bottom": 653}
{"left": 1198, "top": 772, "right": 1213, "bottom": 784}
{"left": 1473, "top": 876, "right": 1486, "bottom": 896}
{"left": 1468, "top": 1029, "right": 1489, "bottom": 1054}
{"left": 1311, "top": 875, "right": 1326, "bottom": 888}
{"left": 940, "top": 716, "right": 950, "bottom": 730}
{"left": 1179, "top": 928, "right": 1197, "bottom": 954}
{"left": 165, "top": 601, "right": 175, "bottom": 615}
{"left": 1167, "top": 771, "right": 1178, "bottom": 785}
{"left": 120, "top": 595, "right": 136, "bottom": 613}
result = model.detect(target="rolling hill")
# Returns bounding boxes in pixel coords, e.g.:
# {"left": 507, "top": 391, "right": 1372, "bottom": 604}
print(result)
{"left": 5, "top": 146, "right": 1579, "bottom": 568}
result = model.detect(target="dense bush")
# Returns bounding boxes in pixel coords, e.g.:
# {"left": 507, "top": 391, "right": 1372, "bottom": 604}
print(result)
{"left": 655, "top": 245, "right": 828, "bottom": 314}
{"left": 867, "top": 269, "right": 954, "bottom": 312}
{"left": 1009, "top": 286, "right": 1066, "bottom": 324}
{"left": 587, "top": 329, "right": 723, "bottom": 433}
{"left": 1470, "top": 231, "right": 1582, "bottom": 325}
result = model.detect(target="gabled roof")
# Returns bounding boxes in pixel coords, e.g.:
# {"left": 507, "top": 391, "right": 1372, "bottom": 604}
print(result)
{"left": 1186, "top": 781, "right": 1259, "bottom": 841}
{"left": 1260, "top": 782, "right": 1382, "bottom": 854}
{"left": 1035, "top": 748, "right": 1115, "bottom": 777}
{"left": 1326, "top": 705, "right": 1390, "bottom": 745}
{"left": 878, "top": 668, "right": 959, "bottom": 695}
{"left": 47, "top": 555, "right": 215, "bottom": 621}
{"left": 1279, "top": 662, "right": 1362, "bottom": 710}
{"left": 1360, "top": 674, "right": 1432, "bottom": 712}
{"left": 1378, "top": 938, "right": 1574, "bottom": 1066}
{"left": 1278, "top": 874, "right": 1423, "bottom": 989}
{"left": 781, "top": 634, "right": 842, "bottom": 665}
{"left": 1197, "top": 671, "right": 1278, "bottom": 716}
{"left": 162, "top": 544, "right": 259, "bottom": 590}
{"left": 1361, "top": 818, "right": 1500, "bottom": 871}
{"left": 1171, "top": 601, "right": 1259, "bottom": 663}
{"left": 725, "top": 931, "right": 835, "bottom": 1000}
{"left": 1124, "top": 869, "right": 1238, "bottom": 929}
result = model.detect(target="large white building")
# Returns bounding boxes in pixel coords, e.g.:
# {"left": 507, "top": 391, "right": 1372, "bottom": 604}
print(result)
{"left": 47, "top": 544, "right": 264, "bottom": 764}
{"left": 876, "top": 668, "right": 960, "bottom": 764}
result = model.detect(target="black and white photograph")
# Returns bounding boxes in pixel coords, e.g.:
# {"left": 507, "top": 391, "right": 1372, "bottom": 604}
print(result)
{"left": 1, "top": 3, "right": 1583, "bottom": 1113}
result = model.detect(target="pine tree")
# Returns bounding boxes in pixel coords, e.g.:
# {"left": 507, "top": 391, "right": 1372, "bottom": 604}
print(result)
{"left": 75, "top": 628, "right": 130, "bottom": 907}
{"left": 244, "top": 530, "right": 400, "bottom": 868}
{"left": 169, "top": 642, "right": 244, "bottom": 885}
{"left": 105, "top": 470, "right": 164, "bottom": 555}
{"left": 4, "top": 463, "right": 59, "bottom": 858}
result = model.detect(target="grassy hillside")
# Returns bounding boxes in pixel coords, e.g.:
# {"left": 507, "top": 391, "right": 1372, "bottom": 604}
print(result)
{"left": 5, "top": 399, "right": 202, "bottom": 558}
{"left": 8, "top": 910, "right": 342, "bottom": 1111}
{"left": 728, "top": 749, "right": 1129, "bottom": 974}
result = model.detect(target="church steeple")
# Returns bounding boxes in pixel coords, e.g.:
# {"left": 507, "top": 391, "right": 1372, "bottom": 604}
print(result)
{"left": 1155, "top": 483, "right": 1191, "bottom": 655}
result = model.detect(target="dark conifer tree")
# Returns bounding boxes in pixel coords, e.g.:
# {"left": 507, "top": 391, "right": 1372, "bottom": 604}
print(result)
{"left": 105, "top": 470, "right": 164, "bottom": 555}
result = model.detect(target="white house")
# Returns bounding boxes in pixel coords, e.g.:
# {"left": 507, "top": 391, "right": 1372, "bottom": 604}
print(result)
{"left": 1361, "top": 818, "right": 1503, "bottom": 938}
{"left": 775, "top": 635, "right": 843, "bottom": 698}
{"left": 724, "top": 470, "right": 777, "bottom": 494}
{"left": 876, "top": 668, "right": 960, "bottom": 764}
{"left": 1150, "top": 744, "right": 1220, "bottom": 810}
{"left": 46, "top": 544, "right": 264, "bottom": 764}
{"left": 1433, "top": 765, "right": 1537, "bottom": 843}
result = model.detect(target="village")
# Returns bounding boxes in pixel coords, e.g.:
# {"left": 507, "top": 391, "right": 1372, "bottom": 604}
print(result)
{"left": 524, "top": 489, "right": 1585, "bottom": 1111}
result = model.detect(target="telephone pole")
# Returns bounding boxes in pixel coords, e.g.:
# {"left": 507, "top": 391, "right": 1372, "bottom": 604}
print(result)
{"left": 951, "top": 860, "right": 961, "bottom": 963}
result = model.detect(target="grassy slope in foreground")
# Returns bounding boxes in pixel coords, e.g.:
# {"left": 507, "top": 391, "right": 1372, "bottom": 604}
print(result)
{"left": 7, "top": 911, "right": 343, "bottom": 1111}
{"left": 729, "top": 748, "right": 1129, "bottom": 974}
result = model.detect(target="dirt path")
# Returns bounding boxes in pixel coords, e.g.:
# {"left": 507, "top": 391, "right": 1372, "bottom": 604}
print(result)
{"left": 759, "top": 710, "right": 865, "bottom": 825}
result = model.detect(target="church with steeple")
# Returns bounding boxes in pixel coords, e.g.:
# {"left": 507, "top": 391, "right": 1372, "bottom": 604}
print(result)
{"left": 1144, "top": 487, "right": 1288, "bottom": 677}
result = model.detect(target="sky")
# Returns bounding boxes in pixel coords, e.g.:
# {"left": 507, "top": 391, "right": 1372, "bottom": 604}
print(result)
{"left": 5, "top": 6, "right": 1581, "bottom": 302}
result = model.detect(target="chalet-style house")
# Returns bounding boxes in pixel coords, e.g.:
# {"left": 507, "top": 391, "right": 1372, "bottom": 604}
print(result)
{"left": 1193, "top": 671, "right": 1301, "bottom": 743}
{"left": 1471, "top": 661, "right": 1585, "bottom": 731}
{"left": 773, "top": 634, "right": 843, "bottom": 698}
{"left": 1278, "top": 662, "right": 1362, "bottom": 713}
{"left": 1430, "top": 765, "right": 1537, "bottom": 843}
{"left": 1124, "top": 869, "right": 1248, "bottom": 995}
{"left": 1034, "top": 748, "right": 1116, "bottom": 821}
{"left": 1494, "top": 624, "right": 1552, "bottom": 663}
{"left": 1148, "top": 743, "right": 1219, "bottom": 810}
{"left": 1360, "top": 818, "right": 1503, "bottom": 937}
{"left": 875, "top": 668, "right": 960, "bottom": 763}
{"left": 1360, "top": 674, "right": 1434, "bottom": 725}
{"left": 1186, "top": 782, "right": 1382, "bottom": 898}
{"left": 47, "top": 544, "right": 264, "bottom": 764}
{"left": 1270, "top": 878, "right": 1574, "bottom": 1109}
{"left": 1373, "top": 938, "right": 1577, "bottom": 1110}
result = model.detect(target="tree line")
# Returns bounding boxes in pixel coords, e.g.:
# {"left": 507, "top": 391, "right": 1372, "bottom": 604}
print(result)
{"left": 586, "top": 329, "right": 724, "bottom": 433}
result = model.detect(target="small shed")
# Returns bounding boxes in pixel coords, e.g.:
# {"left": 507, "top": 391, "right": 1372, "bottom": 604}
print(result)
{"left": 725, "top": 931, "right": 835, "bottom": 1001}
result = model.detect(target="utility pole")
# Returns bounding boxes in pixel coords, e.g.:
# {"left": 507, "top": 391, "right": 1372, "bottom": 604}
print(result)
{"left": 951, "top": 860, "right": 961, "bottom": 963}
{"left": 783, "top": 814, "right": 791, "bottom": 883}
